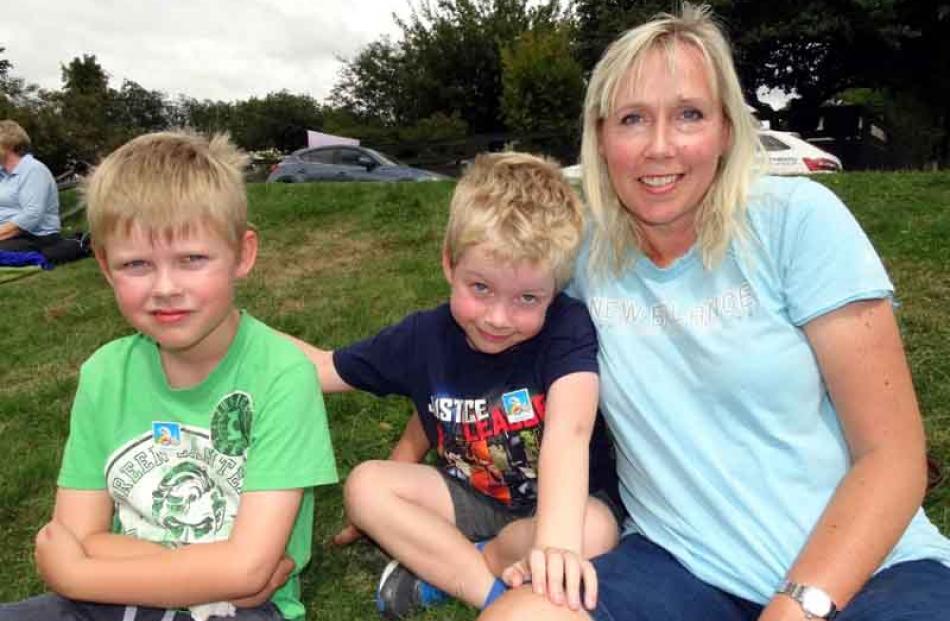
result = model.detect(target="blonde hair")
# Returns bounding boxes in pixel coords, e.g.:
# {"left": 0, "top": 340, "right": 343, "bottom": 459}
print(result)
{"left": 84, "top": 131, "right": 249, "bottom": 248}
{"left": 580, "top": 2, "right": 764, "bottom": 276}
{"left": 0, "top": 120, "right": 32, "bottom": 155}
{"left": 445, "top": 152, "right": 583, "bottom": 289}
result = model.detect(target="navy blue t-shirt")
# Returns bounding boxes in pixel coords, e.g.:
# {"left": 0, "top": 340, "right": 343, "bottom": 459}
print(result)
{"left": 334, "top": 292, "right": 616, "bottom": 513}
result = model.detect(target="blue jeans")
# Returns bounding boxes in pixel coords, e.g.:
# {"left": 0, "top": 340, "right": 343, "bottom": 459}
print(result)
{"left": 0, "top": 594, "right": 283, "bottom": 621}
{"left": 591, "top": 534, "right": 950, "bottom": 621}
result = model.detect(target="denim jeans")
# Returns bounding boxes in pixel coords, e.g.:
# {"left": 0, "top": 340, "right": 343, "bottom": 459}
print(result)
{"left": 591, "top": 534, "right": 950, "bottom": 621}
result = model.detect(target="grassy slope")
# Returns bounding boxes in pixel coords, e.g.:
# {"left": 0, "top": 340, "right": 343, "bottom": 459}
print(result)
{"left": 0, "top": 173, "right": 946, "bottom": 619}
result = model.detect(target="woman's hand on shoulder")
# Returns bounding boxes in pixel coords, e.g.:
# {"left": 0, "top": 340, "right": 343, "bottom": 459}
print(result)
{"left": 501, "top": 546, "right": 597, "bottom": 611}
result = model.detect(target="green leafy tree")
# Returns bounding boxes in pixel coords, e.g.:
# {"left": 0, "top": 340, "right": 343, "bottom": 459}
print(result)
{"left": 111, "top": 79, "right": 169, "bottom": 136}
{"left": 571, "top": 0, "right": 672, "bottom": 74}
{"left": 57, "top": 54, "right": 116, "bottom": 163}
{"left": 232, "top": 91, "right": 325, "bottom": 152}
{"left": 572, "top": 1, "right": 922, "bottom": 109}
{"left": 571, "top": 0, "right": 950, "bottom": 165}
{"left": 330, "top": 39, "right": 414, "bottom": 126}
{"left": 891, "top": 2, "right": 950, "bottom": 164}
{"left": 175, "top": 97, "right": 236, "bottom": 135}
{"left": 500, "top": 26, "right": 584, "bottom": 136}
{"left": 0, "top": 47, "right": 40, "bottom": 118}
{"left": 332, "top": 0, "right": 565, "bottom": 134}
{"left": 0, "top": 47, "right": 19, "bottom": 118}
{"left": 23, "top": 99, "right": 74, "bottom": 174}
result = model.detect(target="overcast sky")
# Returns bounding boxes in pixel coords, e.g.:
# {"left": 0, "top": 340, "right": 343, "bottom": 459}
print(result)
{"left": 2, "top": 0, "right": 412, "bottom": 103}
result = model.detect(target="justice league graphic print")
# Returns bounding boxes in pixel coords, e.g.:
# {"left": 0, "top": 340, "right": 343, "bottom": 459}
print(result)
{"left": 334, "top": 294, "right": 600, "bottom": 514}
{"left": 106, "top": 391, "right": 253, "bottom": 545}
{"left": 430, "top": 387, "right": 546, "bottom": 508}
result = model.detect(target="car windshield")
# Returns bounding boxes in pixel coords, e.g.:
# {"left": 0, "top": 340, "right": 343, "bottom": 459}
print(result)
{"left": 363, "top": 147, "right": 403, "bottom": 167}
{"left": 759, "top": 134, "right": 792, "bottom": 152}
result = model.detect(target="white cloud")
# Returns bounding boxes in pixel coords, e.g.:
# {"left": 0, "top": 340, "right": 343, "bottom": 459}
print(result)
{"left": 1, "top": 0, "right": 409, "bottom": 102}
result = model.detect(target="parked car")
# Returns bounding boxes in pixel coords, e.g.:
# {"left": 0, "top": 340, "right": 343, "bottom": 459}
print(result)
{"left": 266, "top": 145, "right": 448, "bottom": 183}
{"left": 759, "top": 130, "right": 842, "bottom": 175}
{"left": 560, "top": 130, "right": 842, "bottom": 181}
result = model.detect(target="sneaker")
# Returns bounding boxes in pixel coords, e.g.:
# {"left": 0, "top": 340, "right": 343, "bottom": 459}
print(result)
{"left": 375, "top": 559, "right": 447, "bottom": 619}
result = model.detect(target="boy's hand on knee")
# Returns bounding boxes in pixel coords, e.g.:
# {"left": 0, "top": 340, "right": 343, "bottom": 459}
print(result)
{"left": 501, "top": 547, "right": 598, "bottom": 612}
{"left": 231, "top": 556, "right": 295, "bottom": 609}
{"left": 331, "top": 522, "right": 363, "bottom": 547}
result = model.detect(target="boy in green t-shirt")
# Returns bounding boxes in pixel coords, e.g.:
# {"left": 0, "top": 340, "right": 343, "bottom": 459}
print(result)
{"left": 0, "top": 132, "right": 338, "bottom": 621}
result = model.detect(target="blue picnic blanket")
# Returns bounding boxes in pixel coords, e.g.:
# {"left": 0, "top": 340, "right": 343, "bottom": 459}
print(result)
{"left": 0, "top": 250, "right": 54, "bottom": 270}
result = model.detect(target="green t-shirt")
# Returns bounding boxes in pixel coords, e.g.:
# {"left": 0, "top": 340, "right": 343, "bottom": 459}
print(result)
{"left": 58, "top": 312, "right": 338, "bottom": 620}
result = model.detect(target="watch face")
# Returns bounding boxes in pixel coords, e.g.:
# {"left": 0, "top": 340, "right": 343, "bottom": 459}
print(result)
{"left": 801, "top": 587, "right": 833, "bottom": 616}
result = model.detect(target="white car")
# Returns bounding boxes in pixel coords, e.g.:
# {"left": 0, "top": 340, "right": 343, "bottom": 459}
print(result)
{"left": 561, "top": 163, "right": 582, "bottom": 180}
{"left": 759, "top": 130, "right": 842, "bottom": 175}
{"left": 561, "top": 130, "right": 843, "bottom": 180}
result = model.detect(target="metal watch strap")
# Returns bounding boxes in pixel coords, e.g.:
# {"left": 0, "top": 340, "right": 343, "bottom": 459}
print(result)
{"left": 777, "top": 580, "right": 839, "bottom": 620}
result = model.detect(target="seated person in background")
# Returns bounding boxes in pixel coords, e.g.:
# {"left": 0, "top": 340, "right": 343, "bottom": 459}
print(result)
{"left": 0, "top": 119, "right": 61, "bottom": 253}
{"left": 0, "top": 131, "right": 338, "bottom": 621}
{"left": 294, "top": 152, "right": 621, "bottom": 619}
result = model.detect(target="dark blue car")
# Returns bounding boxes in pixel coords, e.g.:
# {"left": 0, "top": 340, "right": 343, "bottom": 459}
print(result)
{"left": 266, "top": 145, "right": 448, "bottom": 183}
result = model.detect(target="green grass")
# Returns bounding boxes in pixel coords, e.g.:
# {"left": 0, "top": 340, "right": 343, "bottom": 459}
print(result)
{"left": 0, "top": 173, "right": 948, "bottom": 618}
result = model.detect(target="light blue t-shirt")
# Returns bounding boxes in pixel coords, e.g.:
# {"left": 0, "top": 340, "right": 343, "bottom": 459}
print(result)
{"left": 569, "top": 175, "right": 950, "bottom": 603}
{"left": 0, "top": 153, "right": 60, "bottom": 236}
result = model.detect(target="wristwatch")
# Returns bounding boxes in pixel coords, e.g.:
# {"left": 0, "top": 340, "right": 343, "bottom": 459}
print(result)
{"left": 776, "top": 580, "right": 839, "bottom": 619}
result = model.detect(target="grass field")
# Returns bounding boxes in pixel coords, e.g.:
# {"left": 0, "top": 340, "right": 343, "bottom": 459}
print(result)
{"left": 0, "top": 173, "right": 947, "bottom": 619}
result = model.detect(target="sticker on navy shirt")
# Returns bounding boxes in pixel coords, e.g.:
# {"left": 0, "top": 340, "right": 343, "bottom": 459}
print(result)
{"left": 502, "top": 388, "right": 534, "bottom": 423}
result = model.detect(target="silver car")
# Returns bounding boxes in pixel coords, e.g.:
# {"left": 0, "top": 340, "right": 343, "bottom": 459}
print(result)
{"left": 266, "top": 145, "right": 448, "bottom": 183}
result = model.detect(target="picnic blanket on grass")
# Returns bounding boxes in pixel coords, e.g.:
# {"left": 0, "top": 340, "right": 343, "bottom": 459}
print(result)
{"left": 0, "top": 250, "right": 54, "bottom": 270}
{"left": 0, "top": 264, "right": 43, "bottom": 284}
{"left": 0, "top": 250, "right": 54, "bottom": 284}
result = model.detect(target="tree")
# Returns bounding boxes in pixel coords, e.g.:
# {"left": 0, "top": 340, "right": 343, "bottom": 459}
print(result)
{"left": 571, "top": 0, "right": 950, "bottom": 165}
{"left": 0, "top": 47, "right": 39, "bottom": 118}
{"left": 169, "top": 92, "right": 325, "bottom": 153}
{"left": 231, "top": 91, "right": 325, "bottom": 152}
{"left": 0, "top": 47, "right": 18, "bottom": 118}
{"left": 331, "top": 0, "right": 566, "bottom": 134}
{"left": 571, "top": 0, "right": 672, "bottom": 74}
{"left": 111, "top": 79, "right": 169, "bottom": 136}
{"left": 888, "top": 1, "right": 950, "bottom": 164}
{"left": 572, "top": 1, "right": 919, "bottom": 109}
{"left": 57, "top": 54, "right": 115, "bottom": 163}
{"left": 175, "top": 97, "right": 236, "bottom": 135}
{"left": 330, "top": 39, "right": 415, "bottom": 126}
{"left": 500, "top": 25, "right": 584, "bottom": 159}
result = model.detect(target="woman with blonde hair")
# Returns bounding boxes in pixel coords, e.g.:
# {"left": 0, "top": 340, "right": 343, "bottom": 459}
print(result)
{"left": 481, "top": 4, "right": 950, "bottom": 620}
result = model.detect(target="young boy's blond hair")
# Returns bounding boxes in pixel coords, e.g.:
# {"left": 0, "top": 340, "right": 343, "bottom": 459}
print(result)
{"left": 84, "top": 131, "right": 249, "bottom": 248}
{"left": 444, "top": 152, "right": 583, "bottom": 289}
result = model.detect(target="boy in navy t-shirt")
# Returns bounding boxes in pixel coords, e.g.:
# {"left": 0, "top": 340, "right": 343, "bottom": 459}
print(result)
{"left": 298, "top": 153, "right": 620, "bottom": 618}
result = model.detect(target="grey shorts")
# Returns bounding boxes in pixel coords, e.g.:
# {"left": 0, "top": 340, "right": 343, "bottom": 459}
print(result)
{"left": 0, "top": 594, "right": 283, "bottom": 621}
{"left": 439, "top": 471, "right": 534, "bottom": 542}
{"left": 439, "top": 471, "right": 626, "bottom": 543}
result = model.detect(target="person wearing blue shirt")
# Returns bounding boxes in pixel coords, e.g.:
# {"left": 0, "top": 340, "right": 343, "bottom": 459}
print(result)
{"left": 480, "top": 4, "right": 950, "bottom": 621}
{"left": 0, "top": 119, "right": 61, "bottom": 253}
